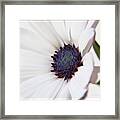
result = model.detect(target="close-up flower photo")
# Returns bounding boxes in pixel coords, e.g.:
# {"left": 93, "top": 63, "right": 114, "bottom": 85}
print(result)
{"left": 20, "top": 20, "right": 100, "bottom": 100}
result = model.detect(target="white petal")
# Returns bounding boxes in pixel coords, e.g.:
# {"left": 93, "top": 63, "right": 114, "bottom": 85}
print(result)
{"left": 30, "top": 78, "right": 63, "bottom": 98}
{"left": 20, "top": 72, "right": 40, "bottom": 82}
{"left": 91, "top": 47, "right": 100, "bottom": 66}
{"left": 29, "top": 21, "right": 63, "bottom": 49}
{"left": 65, "top": 21, "right": 88, "bottom": 46}
{"left": 20, "top": 73, "right": 57, "bottom": 98}
{"left": 90, "top": 66, "right": 100, "bottom": 84}
{"left": 79, "top": 28, "right": 95, "bottom": 55}
{"left": 20, "top": 49, "right": 52, "bottom": 81}
{"left": 20, "top": 22, "right": 60, "bottom": 49}
{"left": 68, "top": 52, "right": 94, "bottom": 99}
{"left": 20, "top": 68, "right": 51, "bottom": 82}
{"left": 20, "top": 49, "right": 51, "bottom": 66}
{"left": 55, "top": 81, "right": 71, "bottom": 100}
{"left": 51, "top": 21, "right": 70, "bottom": 44}
{"left": 85, "top": 83, "right": 100, "bottom": 99}
{"left": 20, "top": 26, "right": 55, "bottom": 55}
{"left": 95, "top": 22, "right": 100, "bottom": 45}
{"left": 50, "top": 79, "right": 66, "bottom": 99}
{"left": 86, "top": 20, "right": 99, "bottom": 29}
{"left": 48, "top": 21, "right": 65, "bottom": 47}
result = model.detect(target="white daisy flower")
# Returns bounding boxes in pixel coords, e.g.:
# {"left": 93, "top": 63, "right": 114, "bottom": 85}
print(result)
{"left": 20, "top": 20, "right": 99, "bottom": 100}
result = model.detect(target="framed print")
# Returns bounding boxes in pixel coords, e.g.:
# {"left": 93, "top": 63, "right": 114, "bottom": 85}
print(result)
{"left": 0, "top": 0, "right": 119, "bottom": 119}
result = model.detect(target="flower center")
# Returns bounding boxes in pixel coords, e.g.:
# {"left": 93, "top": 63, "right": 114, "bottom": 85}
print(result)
{"left": 51, "top": 44, "right": 83, "bottom": 81}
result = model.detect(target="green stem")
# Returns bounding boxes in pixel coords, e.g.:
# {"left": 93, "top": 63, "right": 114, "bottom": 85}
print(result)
{"left": 93, "top": 40, "right": 100, "bottom": 59}
{"left": 93, "top": 40, "right": 100, "bottom": 85}
{"left": 96, "top": 81, "right": 100, "bottom": 85}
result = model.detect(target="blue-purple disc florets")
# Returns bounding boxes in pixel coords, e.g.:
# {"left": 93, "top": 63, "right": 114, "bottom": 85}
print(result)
{"left": 51, "top": 44, "right": 83, "bottom": 81}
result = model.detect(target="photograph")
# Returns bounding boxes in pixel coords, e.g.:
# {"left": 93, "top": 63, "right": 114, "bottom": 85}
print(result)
{"left": 1, "top": 1, "right": 118, "bottom": 118}
{"left": 20, "top": 20, "right": 100, "bottom": 100}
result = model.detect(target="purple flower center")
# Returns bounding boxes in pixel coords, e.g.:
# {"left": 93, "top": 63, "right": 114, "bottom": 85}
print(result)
{"left": 51, "top": 44, "right": 83, "bottom": 81}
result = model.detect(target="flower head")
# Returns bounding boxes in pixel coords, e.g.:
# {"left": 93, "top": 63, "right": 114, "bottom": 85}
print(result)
{"left": 20, "top": 20, "right": 99, "bottom": 100}
{"left": 51, "top": 43, "right": 83, "bottom": 81}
